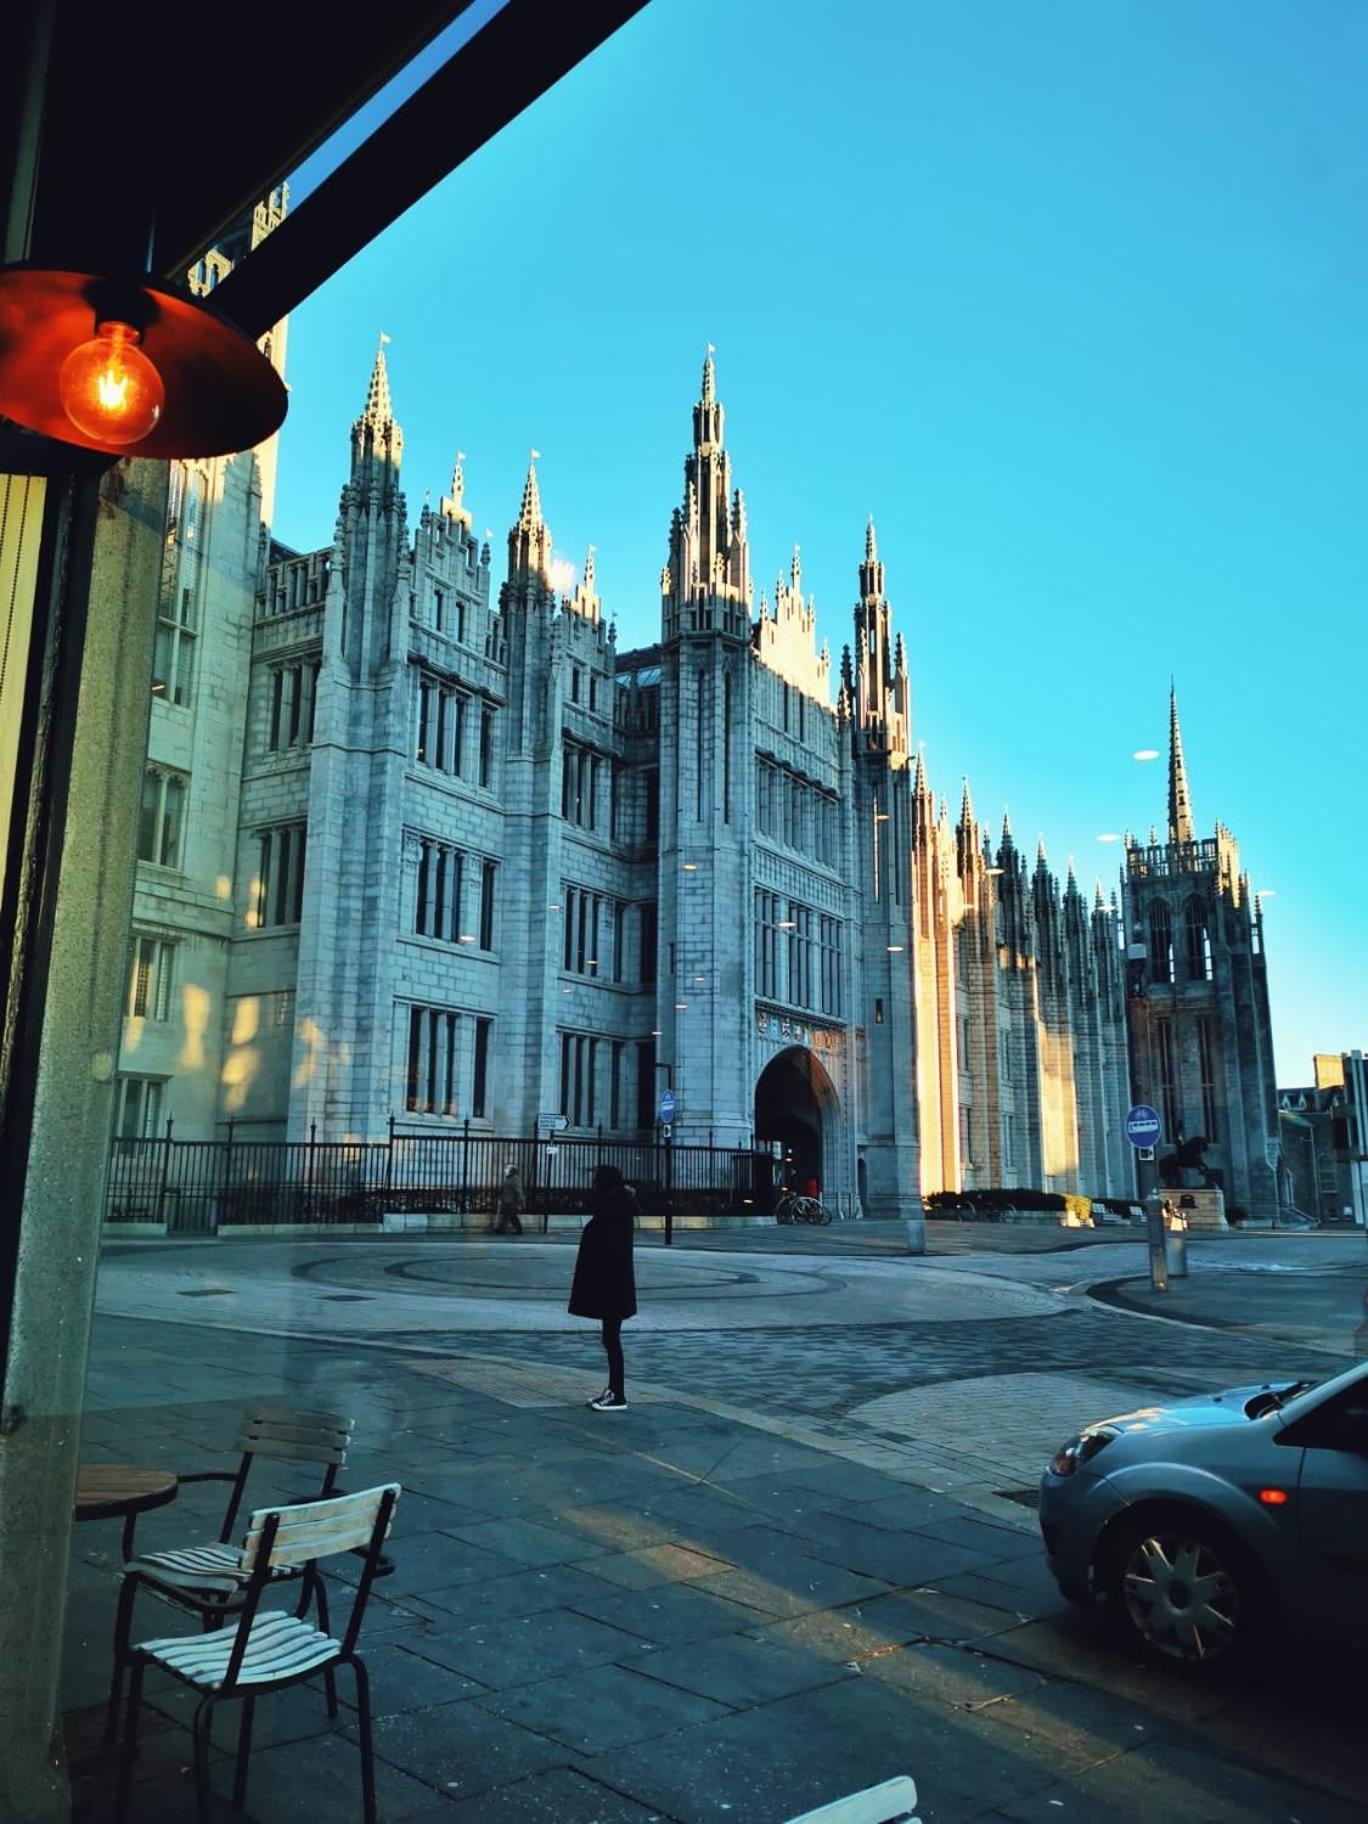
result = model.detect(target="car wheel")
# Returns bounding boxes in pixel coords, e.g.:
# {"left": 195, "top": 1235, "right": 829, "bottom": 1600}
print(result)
{"left": 1102, "top": 1511, "right": 1260, "bottom": 1668}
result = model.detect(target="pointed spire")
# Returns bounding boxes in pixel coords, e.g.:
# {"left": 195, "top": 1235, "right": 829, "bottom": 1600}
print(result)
{"left": 701, "top": 342, "right": 716, "bottom": 405}
{"left": 913, "top": 748, "right": 930, "bottom": 801}
{"left": 1036, "top": 834, "right": 1049, "bottom": 873}
{"left": 1168, "top": 682, "right": 1196, "bottom": 844}
{"left": 959, "top": 776, "right": 975, "bottom": 830}
{"left": 361, "top": 337, "right": 393, "bottom": 429}
{"left": 518, "top": 451, "right": 543, "bottom": 530}
{"left": 583, "top": 543, "right": 596, "bottom": 590}
{"left": 791, "top": 545, "right": 802, "bottom": 591}
{"left": 1002, "top": 808, "right": 1014, "bottom": 842}
{"left": 865, "top": 514, "right": 878, "bottom": 562}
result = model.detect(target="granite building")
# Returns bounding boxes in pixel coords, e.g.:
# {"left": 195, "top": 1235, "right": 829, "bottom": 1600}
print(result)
{"left": 117, "top": 345, "right": 1274, "bottom": 1218}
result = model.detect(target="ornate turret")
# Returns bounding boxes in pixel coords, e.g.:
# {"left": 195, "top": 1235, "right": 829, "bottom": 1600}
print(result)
{"left": 508, "top": 451, "right": 552, "bottom": 583}
{"left": 662, "top": 349, "right": 751, "bottom": 638}
{"left": 851, "top": 515, "right": 909, "bottom": 763}
{"left": 351, "top": 337, "right": 403, "bottom": 471}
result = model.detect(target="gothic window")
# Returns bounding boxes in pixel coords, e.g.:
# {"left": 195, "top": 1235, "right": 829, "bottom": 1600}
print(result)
{"left": 1001, "top": 1111, "right": 1015, "bottom": 1168}
{"left": 471, "top": 1017, "right": 491, "bottom": 1119}
{"left": 137, "top": 768, "right": 188, "bottom": 869}
{"left": 478, "top": 705, "right": 495, "bottom": 789}
{"left": 571, "top": 667, "right": 582, "bottom": 705}
{"left": 723, "top": 673, "right": 733, "bottom": 823}
{"left": 558, "top": 1031, "right": 598, "bottom": 1127}
{"left": 434, "top": 586, "right": 446, "bottom": 632}
{"left": 416, "top": 841, "right": 463, "bottom": 943}
{"left": 152, "top": 581, "right": 197, "bottom": 706}
{"left": 268, "top": 661, "right": 319, "bottom": 751}
{"left": 610, "top": 1040, "right": 624, "bottom": 1128}
{"left": 635, "top": 1038, "right": 656, "bottom": 1130}
{"left": 415, "top": 674, "right": 467, "bottom": 776}
{"left": 479, "top": 860, "right": 497, "bottom": 951}
{"left": 787, "top": 902, "right": 814, "bottom": 1009}
{"left": 1184, "top": 897, "right": 1212, "bottom": 982}
{"left": 127, "top": 935, "right": 175, "bottom": 1022}
{"left": 588, "top": 674, "right": 598, "bottom": 713}
{"left": 252, "top": 823, "right": 308, "bottom": 928}
{"left": 406, "top": 1005, "right": 459, "bottom": 1116}
{"left": 755, "top": 891, "right": 780, "bottom": 1000}
{"left": 1148, "top": 901, "right": 1174, "bottom": 985}
{"left": 819, "top": 915, "right": 842, "bottom": 1017}
{"left": 115, "top": 1075, "right": 165, "bottom": 1141}
{"left": 643, "top": 768, "right": 660, "bottom": 845}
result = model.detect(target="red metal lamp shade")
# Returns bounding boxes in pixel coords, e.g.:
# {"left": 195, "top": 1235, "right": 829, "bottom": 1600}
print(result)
{"left": 0, "top": 266, "right": 287, "bottom": 459}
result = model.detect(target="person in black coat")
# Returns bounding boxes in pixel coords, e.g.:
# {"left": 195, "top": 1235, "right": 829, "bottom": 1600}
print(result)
{"left": 569, "top": 1163, "right": 638, "bottom": 1410}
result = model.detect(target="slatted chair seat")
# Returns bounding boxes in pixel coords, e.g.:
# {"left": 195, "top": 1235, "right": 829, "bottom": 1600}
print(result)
{"left": 138, "top": 1610, "right": 341, "bottom": 1691}
{"left": 116, "top": 1484, "right": 400, "bottom": 1824}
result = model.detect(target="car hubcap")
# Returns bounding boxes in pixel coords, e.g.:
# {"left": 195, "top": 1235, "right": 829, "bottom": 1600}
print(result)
{"left": 1121, "top": 1532, "right": 1239, "bottom": 1662}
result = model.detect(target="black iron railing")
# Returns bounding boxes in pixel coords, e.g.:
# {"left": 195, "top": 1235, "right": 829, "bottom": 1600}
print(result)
{"left": 104, "top": 1121, "right": 776, "bottom": 1234}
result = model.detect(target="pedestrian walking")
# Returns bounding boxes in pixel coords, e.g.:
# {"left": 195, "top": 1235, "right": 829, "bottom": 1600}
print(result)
{"left": 569, "top": 1163, "right": 637, "bottom": 1411}
{"left": 493, "top": 1162, "right": 524, "bottom": 1235}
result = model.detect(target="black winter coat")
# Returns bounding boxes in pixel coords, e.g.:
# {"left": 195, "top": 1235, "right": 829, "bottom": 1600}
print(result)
{"left": 568, "top": 1184, "right": 638, "bottom": 1320}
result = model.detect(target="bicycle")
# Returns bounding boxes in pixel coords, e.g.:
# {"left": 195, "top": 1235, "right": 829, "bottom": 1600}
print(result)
{"left": 774, "top": 1192, "right": 833, "bottom": 1225}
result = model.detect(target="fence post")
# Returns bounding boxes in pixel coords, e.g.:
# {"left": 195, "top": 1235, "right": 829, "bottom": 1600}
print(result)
{"left": 222, "top": 1119, "right": 235, "bottom": 1228}
{"left": 461, "top": 1117, "right": 471, "bottom": 1221}
{"left": 385, "top": 1113, "right": 396, "bottom": 1204}
{"left": 154, "top": 1115, "right": 175, "bottom": 1229}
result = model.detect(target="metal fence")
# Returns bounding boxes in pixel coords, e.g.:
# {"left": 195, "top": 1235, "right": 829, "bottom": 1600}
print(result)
{"left": 104, "top": 1122, "right": 778, "bottom": 1234}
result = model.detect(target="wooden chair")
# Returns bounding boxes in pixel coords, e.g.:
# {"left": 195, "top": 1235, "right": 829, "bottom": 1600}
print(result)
{"left": 115, "top": 1483, "right": 400, "bottom": 1824}
{"left": 783, "top": 1776, "right": 922, "bottom": 1824}
{"left": 105, "top": 1406, "right": 353, "bottom": 1742}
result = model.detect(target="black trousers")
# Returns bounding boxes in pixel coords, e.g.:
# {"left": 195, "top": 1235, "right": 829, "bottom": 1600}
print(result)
{"left": 600, "top": 1317, "right": 625, "bottom": 1398}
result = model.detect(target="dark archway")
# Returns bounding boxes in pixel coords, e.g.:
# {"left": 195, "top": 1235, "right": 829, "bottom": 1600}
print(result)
{"left": 754, "top": 1046, "right": 839, "bottom": 1198}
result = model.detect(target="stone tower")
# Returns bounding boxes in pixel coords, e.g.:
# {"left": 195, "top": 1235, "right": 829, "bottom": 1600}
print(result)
{"left": 1123, "top": 688, "right": 1279, "bottom": 1218}
{"left": 657, "top": 350, "right": 756, "bottom": 1146}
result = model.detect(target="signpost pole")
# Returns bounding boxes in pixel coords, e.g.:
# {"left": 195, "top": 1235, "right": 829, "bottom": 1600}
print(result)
{"left": 1125, "top": 1104, "right": 1167, "bottom": 1292}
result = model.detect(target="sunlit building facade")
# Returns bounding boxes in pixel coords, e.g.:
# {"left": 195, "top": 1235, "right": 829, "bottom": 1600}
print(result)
{"left": 120, "top": 348, "right": 1280, "bottom": 1215}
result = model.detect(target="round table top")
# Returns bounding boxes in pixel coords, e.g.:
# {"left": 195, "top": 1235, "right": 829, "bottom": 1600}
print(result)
{"left": 75, "top": 1464, "right": 179, "bottom": 1522}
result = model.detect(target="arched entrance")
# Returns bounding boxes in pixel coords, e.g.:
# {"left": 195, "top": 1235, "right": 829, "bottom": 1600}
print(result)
{"left": 754, "top": 1046, "right": 839, "bottom": 1196}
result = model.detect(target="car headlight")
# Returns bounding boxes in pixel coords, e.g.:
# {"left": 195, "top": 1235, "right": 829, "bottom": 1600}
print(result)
{"left": 1048, "top": 1428, "right": 1118, "bottom": 1477}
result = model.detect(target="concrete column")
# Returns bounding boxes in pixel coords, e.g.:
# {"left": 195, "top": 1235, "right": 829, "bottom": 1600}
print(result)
{"left": 0, "top": 459, "right": 166, "bottom": 1820}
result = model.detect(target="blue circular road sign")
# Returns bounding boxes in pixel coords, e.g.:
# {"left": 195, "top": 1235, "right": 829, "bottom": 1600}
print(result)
{"left": 1124, "top": 1104, "right": 1162, "bottom": 1147}
{"left": 659, "top": 1088, "right": 676, "bottom": 1124}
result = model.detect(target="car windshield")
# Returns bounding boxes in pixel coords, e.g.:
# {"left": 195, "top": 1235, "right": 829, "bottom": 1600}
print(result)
{"left": 1244, "top": 1361, "right": 1368, "bottom": 1419}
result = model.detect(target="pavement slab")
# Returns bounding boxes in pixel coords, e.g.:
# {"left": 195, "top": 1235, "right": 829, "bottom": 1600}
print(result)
{"left": 477, "top": 1660, "right": 731, "bottom": 1755}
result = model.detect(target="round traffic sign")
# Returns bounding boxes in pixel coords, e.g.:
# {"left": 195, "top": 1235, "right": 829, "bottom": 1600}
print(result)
{"left": 659, "top": 1088, "right": 676, "bottom": 1124}
{"left": 1124, "top": 1104, "right": 1162, "bottom": 1147}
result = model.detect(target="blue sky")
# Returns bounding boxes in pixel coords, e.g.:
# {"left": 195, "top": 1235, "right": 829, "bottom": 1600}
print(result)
{"left": 271, "top": 0, "right": 1368, "bottom": 1080}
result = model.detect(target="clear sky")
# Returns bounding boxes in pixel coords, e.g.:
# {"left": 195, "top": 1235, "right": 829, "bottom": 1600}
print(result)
{"left": 271, "top": 0, "right": 1368, "bottom": 1082}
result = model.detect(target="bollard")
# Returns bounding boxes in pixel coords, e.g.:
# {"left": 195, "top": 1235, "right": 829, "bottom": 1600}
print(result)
{"left": 905, "top": 1214, "right": 926, "bottom": 1255}
{"left": 1165, "top": 1213, "right": 1189, "bottom": 1278}
{"left": 1145, "top": 1189, "right": 1169, "bottom": 1291}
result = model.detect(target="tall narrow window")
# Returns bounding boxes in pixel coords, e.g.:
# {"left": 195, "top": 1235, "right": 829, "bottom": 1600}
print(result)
{"left": 612, "top": 902, "right": 624, "bottom": 982}
{"left": 1148, "top": 901, "right": 1173, "bottom": 985}
{"left": 116, "top": 1076, "right": 165, "bottom": 1140}
{"left": 152, "top": 579, "right": 197, "bottom": 705}
{"left": 479, "top": 860, "right": 497, "bottom": 950}
{"left": 1185, "top": 898, "right": 1212, "bottom": 982}
{"left": 137, "top": 769, "right": 188, "bottom": 869}
{"left": 472, "top": 1017, "right": 491, "bottom": 1118}
{"left": 636, "top": 1038, "right": 656, "bottom": 1130}
{"left": 127, "top": 936, "right": 176, "bottom": 1022}
{"left": 696, "top": 668, "right": 710, "bottom": 820}
{"left": 610, "top": 1040, "right": 624, "bottom": 1128}
{"left": 406, "top": 1006, "right": 460, "bottom": 1115}
{"left": 479, "top": 705, "right": 494, "bottom": 789}
{"left": 643, "top": 769, "right": 660, "bottom": 845}
{"left": 254, "top": 823, "right": 307, "bottom": 928}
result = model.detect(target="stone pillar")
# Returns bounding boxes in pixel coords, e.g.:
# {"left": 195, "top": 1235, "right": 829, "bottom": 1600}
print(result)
{"left": 0, "top": 459, "right": 166, "bottom": 1820}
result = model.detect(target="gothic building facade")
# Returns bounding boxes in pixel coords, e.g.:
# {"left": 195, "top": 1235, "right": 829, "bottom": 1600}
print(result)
{"left": 115, "top": 341, "right": 1274, "bottom": 1218}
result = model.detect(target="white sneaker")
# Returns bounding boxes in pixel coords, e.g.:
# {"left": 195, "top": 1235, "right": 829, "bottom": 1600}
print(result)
{"left": 586, "top": 1388, "right": 612, "bottom": 1409}
{"left": 589, "top": 1391, "right": 628, "bottom": 1411}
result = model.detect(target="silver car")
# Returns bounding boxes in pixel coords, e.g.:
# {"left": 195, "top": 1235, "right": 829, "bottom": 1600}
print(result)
{"left": 1038, "top": 1360, "right": 1368, "bottom": 1665}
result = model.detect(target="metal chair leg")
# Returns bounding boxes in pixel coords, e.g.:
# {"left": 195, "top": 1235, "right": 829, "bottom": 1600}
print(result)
{"left": 233, "top": 1695, "right": 255, "bottom": 1811}
{"left": 193, "top": 1695, "right": 216, "bottom": 1824}
{"left": 351, "top": 1656, "right": 377, "bottom": 1824}
{"left": 314, "top": 1579, "right": 339, "bottom": 1718}
{"left": 114, "top": 1657, "right": 145, "bottom": 1824}
{"left": 104, "top": 1574, "right": 139, "bottom": 1745}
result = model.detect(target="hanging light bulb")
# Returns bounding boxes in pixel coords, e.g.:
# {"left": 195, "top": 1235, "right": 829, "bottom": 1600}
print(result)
{"left": 58, "top": 319, "right": 165, "bottom": 446}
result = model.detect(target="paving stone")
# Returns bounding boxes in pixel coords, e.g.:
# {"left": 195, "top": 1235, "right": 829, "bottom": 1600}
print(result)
{"left": 728, "top": 1510, "right": 994, "bottom": 1588}
{"left": 859, "top": 1640, "right": 1052, "bottom": 1711}
{"left": 402, "top": 1606, "right": 655, "bottom": 1688}
{"left": 436, "top": 1765, "right": 674, "bottom": 1822}
{"left": 629, "top": 1630, "right": 859, "bottom": 1708}
{"left": 349, "top": 1698, "right": 567, "bottom": 1803}
{"left": 693, "top": 1557, "right": 890, "bottom": 1619}
{"left": 440, "top": 1515, "right": 611, "bottom": 1568}
{"left": 478, "top": 1660, "right": 730, "bottom": 1755}
{"left": 586, "top": 1542, "right": 735, "bottom": 1590}
{"left": 409, "top": 1563, "right": 630, "bottom": 1626}
{"left": 554, "top": 1503, "right": 680, "bottom": 1552}
{"left": 232, "top": 1729, "right": 446, "bottom": 1820}
{"left": 567, "top": 1580, "right": 775, "bottom": 1647}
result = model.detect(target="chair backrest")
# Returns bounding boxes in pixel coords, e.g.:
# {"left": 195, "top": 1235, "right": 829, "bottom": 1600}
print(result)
{"left": 218, "top": 1407, "right": 354, "bottom": 1543}
{"left": 782, "top": 1776, "right": 920, "bottom": 1824}
{"left": 235, "top": 1407, "right": 353, "bottom": 1469}
{"left": 240, "top": 1484, "right": 398, "bottom": 1576}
